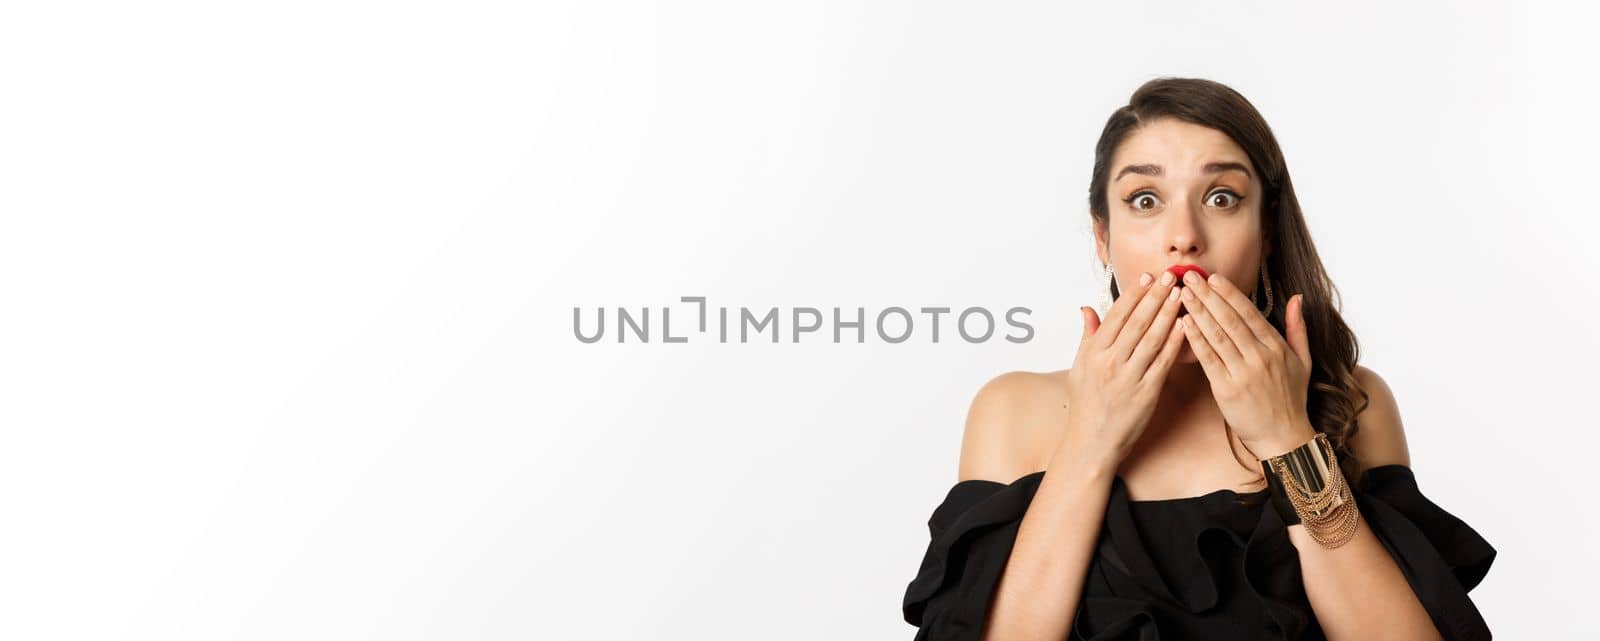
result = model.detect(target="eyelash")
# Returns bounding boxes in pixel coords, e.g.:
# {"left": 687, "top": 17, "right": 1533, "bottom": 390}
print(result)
{"left": 1122, "top": 189, "right": 1246, "bottom": 212}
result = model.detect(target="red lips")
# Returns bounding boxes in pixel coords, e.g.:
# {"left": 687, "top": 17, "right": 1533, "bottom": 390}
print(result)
{"left": 1167, "top": 264, "right": 1209, "bottom": 285}
{"left": 1166, "top": 265, "right": 1209, "bottom": 318}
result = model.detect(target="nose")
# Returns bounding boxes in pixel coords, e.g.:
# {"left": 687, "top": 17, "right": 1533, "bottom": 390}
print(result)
{"left": 1166, "top": 199, "right": 1203, "bottom": 257}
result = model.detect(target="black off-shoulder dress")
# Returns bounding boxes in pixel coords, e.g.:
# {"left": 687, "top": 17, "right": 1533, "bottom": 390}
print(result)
{"left": 902, "top": 465, "right": 1496, "bottom": 641}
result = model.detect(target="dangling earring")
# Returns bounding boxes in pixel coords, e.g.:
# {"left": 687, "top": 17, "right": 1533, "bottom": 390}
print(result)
{"left": 1255, "top": 257, "right": 1275, "bottom": 316}
{"left": 1098, "top": 261, "right": 1116, "bottom": 317}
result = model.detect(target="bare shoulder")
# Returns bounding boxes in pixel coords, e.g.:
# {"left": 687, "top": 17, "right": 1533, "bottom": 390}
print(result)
{"left": 956, "top": 369, "right": 1072, "bottom": 484}
{"left": 1346, "top": 364, "right": 1412, "bottom": 475}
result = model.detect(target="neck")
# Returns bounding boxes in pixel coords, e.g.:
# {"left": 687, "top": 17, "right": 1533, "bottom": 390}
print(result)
{"left": 1123, "top": 361, "right": 1229, "bottom": 466}
{"left": 1151, "top": 361, "right": 1221, "bottom": 428}
{"left": 1161, "top": 361, "right": 1211, "bottom": 402}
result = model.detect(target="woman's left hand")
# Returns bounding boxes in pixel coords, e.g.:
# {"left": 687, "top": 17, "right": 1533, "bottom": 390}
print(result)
{"left": 1178, "top": 271, "right": 1316, "bottom": 459}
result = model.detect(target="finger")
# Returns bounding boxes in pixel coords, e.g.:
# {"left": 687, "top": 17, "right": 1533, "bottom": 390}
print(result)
{"left": 1139, "top": 312, "right": 1188, "bottom": 386}
{"left": 1184, "top": 273, "right": 1264, "bottom": 357}
{"left": 1126, "top": 279, "right": 1182, "bottom": 371}
{"left": 1094, "top": 271, "right": 1156, "bottom": 349}
{"left": 1180, "top": 285, "right": 1243, "bottom": 375}
{"left": 1201, "top": 272, "right": 1280, "bottom": 347}
{"left": 1179, "top": 315, "right": 1230, "bottom": 381}
{"left": 1285, "top": 295, "right": 1312, "bottom": 370}
{"left": 1110, "top": 272, "right": 1179, "bottom": 361}
{"left": 1081, "top": 306, "right": 1100, "bottom": 340}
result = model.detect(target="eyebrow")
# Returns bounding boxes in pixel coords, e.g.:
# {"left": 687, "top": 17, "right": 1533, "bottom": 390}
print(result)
{"left": 1114, "top": 162, "right": 1253, "bottom": 182}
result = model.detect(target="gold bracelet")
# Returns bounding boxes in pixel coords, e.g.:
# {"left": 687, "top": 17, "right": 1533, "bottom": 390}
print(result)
{"left": 1263, "top": 433, "right": 1359, "bottom": 548}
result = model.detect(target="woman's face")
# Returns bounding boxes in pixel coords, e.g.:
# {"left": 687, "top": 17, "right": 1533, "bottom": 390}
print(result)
{"left": 1095, "top": 116, "right": 1266, "bottom": 364}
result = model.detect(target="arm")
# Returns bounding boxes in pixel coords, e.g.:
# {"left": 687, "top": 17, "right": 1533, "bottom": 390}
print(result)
{"left": 955, "top": 372, "right": 1116, "bottom": 641}
{"left": 981, "top": 436, "right": 1114, "bottom": 641}
{"left": 1251, "top": 366, "right": 1442, "bottom": 641}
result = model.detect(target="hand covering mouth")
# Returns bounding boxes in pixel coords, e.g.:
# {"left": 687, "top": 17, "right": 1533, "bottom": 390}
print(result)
{"left": 1166, "top": 264, "right": 1209, "bottom": 318}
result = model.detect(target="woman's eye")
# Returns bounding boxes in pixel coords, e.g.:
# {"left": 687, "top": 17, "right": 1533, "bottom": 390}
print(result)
{"left": 1207, "top": 190, "right": 1242, "bottom": 208}
{"left": 1125, "top": 192, "right": 1161, "bottom": 211}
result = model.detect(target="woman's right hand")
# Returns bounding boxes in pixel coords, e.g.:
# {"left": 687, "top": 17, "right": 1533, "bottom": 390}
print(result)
{"left": 1060, "top": 269, "right": 1187, "bottom": 467}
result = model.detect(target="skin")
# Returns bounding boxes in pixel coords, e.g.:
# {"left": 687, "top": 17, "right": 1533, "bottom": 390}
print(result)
{"left": 953, "top": 117, "right": 1442, "bottom": 640}
{"left": 1092, "top": 116, "right": 1314, "bottom": 474}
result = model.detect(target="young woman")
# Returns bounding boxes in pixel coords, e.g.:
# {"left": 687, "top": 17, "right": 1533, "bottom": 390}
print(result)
{"left": 901, "top": 78, "right": 1495, "bottom": 641}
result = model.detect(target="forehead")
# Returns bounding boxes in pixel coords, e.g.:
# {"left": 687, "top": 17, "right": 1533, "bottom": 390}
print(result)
{"left": 1111, "top": 117, "right": 1252, "bottom": 175}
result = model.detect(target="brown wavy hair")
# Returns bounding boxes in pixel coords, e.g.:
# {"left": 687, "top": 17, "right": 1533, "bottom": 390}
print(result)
{"left": 1087, "top": 77, "right": 1370, "bottom": 491}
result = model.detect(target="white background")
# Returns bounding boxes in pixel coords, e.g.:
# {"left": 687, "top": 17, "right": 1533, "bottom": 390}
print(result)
{"left": 3, "top": 1, "right": 1595, "bottom": 639}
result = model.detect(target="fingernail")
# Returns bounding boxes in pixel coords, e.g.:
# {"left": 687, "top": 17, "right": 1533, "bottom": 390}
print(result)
{"left": 1183, "top": 271, "right": 1198, "bottom": 285}
{"left": 1160, "top": 271, "right": 1175, "bottom": 286}
{"left": 1139, "top": 272, "right": 1153, "bottom": 286}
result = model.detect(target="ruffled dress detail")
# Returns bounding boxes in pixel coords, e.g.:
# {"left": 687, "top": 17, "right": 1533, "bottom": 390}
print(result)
{"left": 901, "top": 464, "right": 1495, "bottom": 641}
